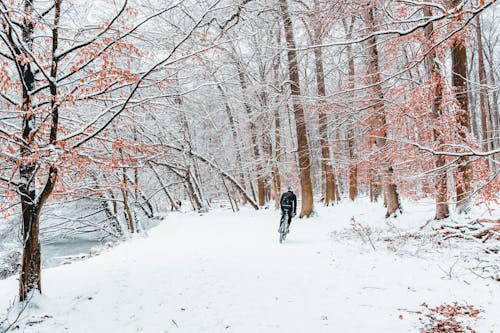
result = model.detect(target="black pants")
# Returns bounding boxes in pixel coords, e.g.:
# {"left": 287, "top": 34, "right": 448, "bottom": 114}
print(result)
{"left": 280, "top": 208, "right": 292, "bottom": 227}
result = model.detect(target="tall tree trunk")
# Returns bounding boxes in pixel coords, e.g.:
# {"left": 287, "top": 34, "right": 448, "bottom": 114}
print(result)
{"left": 343, "top": 18, "right": 358, "bottom": 201}
{"left": 236, "top": 63, "right": 266, "bottom": 207}
{"left": 19, "top": 0, "right": 60, "bottom": 300}
{"left": 100, "top": 194, "right": 122, "bottom": 237}
{"left": 272, "top": 107, "right": 282, "bottom": 209}
{"left": 272, "top": 103, "right": 282, "bottom": 208}
{"left": 175, "top": 92, "right": 208, "bottom": 210}
{"left": 364, "top": 4, "right": 401, "bottom": 217}
{"left": 185, "top": 167, "right": 202, "bottom": 211}
{"left": 476, "top": 16, "right": 494, "bottom": 172}
{"left": 347, "top": 122, "right": 358, "bottom": 201}
{"left": 272, "top": 29, "right": 283, "bottom": 209}
{"left": 263, "top": 131, "right": 273, "bottom": 203}
{"left": 190, "top": 167, "right": 208, "bottom": 211}
{"left": 121, "top": 168, "right": 135, "bottom": 233}
{"left": 333, "top": 115, "right": 341, "bottom": 202}
{"left": 148, "top": 162, "right": 179, "bottom": 211}
{"left": 451, "top": 0, "right": 472, "bottom": 214}
{"left": 279, "top": 0, "right": 314, "bottom": 217}
{"left": 486, "top": 59, "right": 499, "bottom": 159}
{"left": 431, "top": 74, "right": 450, "bottom": 220}
{"left": 258, "top": 62, "right": 273, "bottom": 206}
{"left": 424, "top": 7, "right": 449, "bottom": 220}
{"left": 312, "top": 1, "right": 335, "bottom": 206}
{"left": 467, "top": 61, "right": 480, "bottom": 141}
{"left": 217, "top": 84, "right": 248, "bottom": 203}
{"left": 369, "top": 170, "right": 381, "bottom": 202}
{"left": 19, "top": 0, "right": 39, "bottom": 300}
{"left": 131, "top": 129, "right": 153, "bottom": 218}
{"left": 116, "top": 139, "right": 136, "bottom": 232}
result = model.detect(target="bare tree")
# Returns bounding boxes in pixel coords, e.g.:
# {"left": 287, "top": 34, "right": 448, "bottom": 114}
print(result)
{"left": 278, "top": 0, "right": 314, "bottom": 217}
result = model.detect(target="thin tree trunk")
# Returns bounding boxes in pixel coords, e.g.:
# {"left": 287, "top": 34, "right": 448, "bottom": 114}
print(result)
{"left": 121, "top": 168, "right": 135, "bottom": 233}
{"left": 259, "top": 63, "right": 273, "bottom": 206}
{"left": 217, "top": 84, "right": 247, "bottom": 202}
{"left": 235, "top": 63, "right": 266, "bottom": 207}
{"left": 175, "top": 92, "right": 208, "bottom": 211}
{"left": 149, "top": 162, "right": 179, "bottom": 211}
{"left": 369, "top": 170, "right": 381, "bottom": 202}
{"left": 487, "top": 61, "right": 499, "bottom": 159}
{"left": 273, "top": 103, "right": 282, "bottom": 209}
{"left": 467, "top": 55, "right": 480, "bottom": 141}
{"left": 272, "top": 29, "right": 283, "bottom": 208}
{"left": 476, "top": 16, "right": 494, "bottom": 172}
{"left": 263, "top": 131, "right": 273, "bottom": 204}
{"left": 122, "top": 172, "right": 154, "bottom": 218}
{"left": 92, "top": 174, "right": 122, "bottom": 236}
{"left": 109, "top": 190, "right": 118, "bottom": 215}
{"left": 279, "top": 0, "right": 314, "bottom": 217}
{"left": 311, "top": 4, "right": 335, "bottom": 206}
{"left": 101, "top": 197, "right": 122, "bottom": 237}
{"left": 249, "top": 180, "right": 257, "bottom": 203}
{"left": 342, "top": 18, "right": 358, "bottom": 201}
{"left": 186, "top": 167, "right": 203, "bottom": 211}
{"left": 192, "top": 159, "right": 206, "bottom": 207}
{"left": 424, "top": 7, "right": 449, "bottom": 220}
{"left": 333, "top": 115, "right": 341, "bottom": 202}
{"left": 190, "top": 167, "right": 209, "bottom": 211}
{"left": 222, "top": 176, "right": 237, "bottom": 212}
{"left": 364, "top": 4, "right": 401, "bottom": 217}
{"left": 347, "top": 121, "right": 358, "bottom": 201}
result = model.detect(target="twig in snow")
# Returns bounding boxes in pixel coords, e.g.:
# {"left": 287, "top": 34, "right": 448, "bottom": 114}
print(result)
{"left": 468, "top": 268, "right": 489, "bottom": 280}
{"left": 438, "top": 258, "right": 460, "bottom": 280}
{"left": 419, "top": 218, "right": 434, "bottom": 230}
{"left": 350, "top": 217, "right": 376, "bottom": 251}
{"left": 0, "top": 292, "right": 35, "bottom": 333}
{"left": 397, "top": 308, "right": 422, "bottom": 314}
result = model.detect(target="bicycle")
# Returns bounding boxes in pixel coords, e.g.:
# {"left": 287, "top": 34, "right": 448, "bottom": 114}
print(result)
{"left": 279, "top": 209, "right": 290, "bottom": 243}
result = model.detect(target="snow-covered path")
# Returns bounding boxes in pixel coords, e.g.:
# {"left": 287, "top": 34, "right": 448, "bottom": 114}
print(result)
{"left": 1, "top": 201, "right": 499, "bottom": 332}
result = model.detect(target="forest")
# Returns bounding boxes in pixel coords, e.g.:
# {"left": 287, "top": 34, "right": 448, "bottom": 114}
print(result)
{"left": 0, "top": 0, "right": 499, "bottom": 332}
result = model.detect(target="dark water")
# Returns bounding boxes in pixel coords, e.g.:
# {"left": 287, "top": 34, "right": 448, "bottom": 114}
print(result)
{"left": 2, "top": 215, "right": 163, "bottom": 278}
{"left": 41, "top": 239, "right": 103, "bottom": 268}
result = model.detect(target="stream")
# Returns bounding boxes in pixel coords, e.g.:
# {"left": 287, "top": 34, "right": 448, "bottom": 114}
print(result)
{"left": 41, "top": 239, "right": 104, "bottom": 268}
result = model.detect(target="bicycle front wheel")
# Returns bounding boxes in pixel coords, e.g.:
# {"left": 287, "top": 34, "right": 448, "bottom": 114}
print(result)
{"left": 279, "top": 212, "right": 289, "bottom": 243}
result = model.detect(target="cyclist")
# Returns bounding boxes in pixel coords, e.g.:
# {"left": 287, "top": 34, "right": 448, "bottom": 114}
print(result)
{"left": 279, "top": 186, "right": 297, "bottom": 233}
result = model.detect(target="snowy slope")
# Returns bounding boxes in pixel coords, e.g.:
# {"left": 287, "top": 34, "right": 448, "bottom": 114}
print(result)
{"left": 0, "top": 199, "right": 499, "bottom": 332}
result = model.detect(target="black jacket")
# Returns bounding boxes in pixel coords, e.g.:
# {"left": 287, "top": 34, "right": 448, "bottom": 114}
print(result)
{"left": 280, "top": 191, "right": 297, "bottom": 215}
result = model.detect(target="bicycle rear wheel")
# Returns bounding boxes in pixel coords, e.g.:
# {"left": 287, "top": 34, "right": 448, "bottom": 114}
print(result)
{"left": 279, "top": 212, "right": 289, "bottom": 243}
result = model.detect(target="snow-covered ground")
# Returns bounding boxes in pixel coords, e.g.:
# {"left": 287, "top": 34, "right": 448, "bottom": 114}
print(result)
{"left": 1, "top": 199, "right": 499, "bottom": 332}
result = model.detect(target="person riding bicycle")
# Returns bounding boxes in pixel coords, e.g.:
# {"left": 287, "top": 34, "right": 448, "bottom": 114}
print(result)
{"left": 279, "top": 186, "right": 297, "bottom": 232}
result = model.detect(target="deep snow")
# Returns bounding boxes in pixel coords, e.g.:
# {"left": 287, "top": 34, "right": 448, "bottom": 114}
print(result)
{"left": 1, "top": 199, "right": 499, "bottom": 332}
